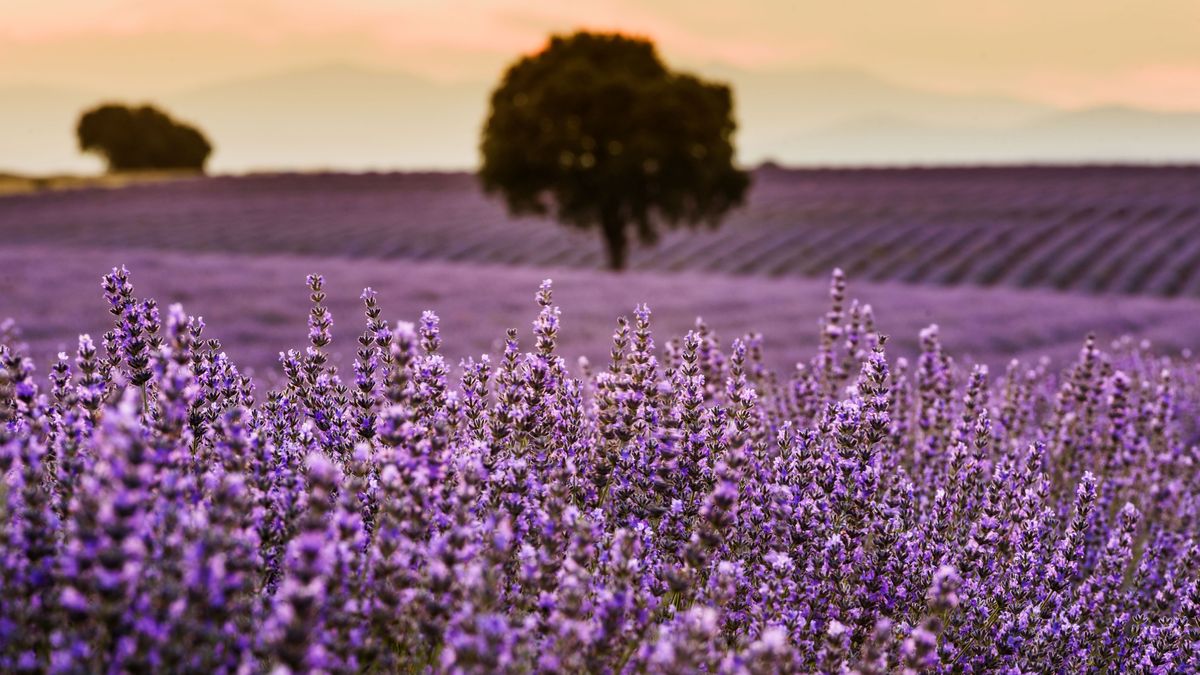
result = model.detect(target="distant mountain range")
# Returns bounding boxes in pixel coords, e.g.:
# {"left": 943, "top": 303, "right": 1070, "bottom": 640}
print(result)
{"left": 3, "top": 63, "right": 1200, "bottom": 174}
{"left": 774, "top": 105, "right": 1200, "bottom": 166}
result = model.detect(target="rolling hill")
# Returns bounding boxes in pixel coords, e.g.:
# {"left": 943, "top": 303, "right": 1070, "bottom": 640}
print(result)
{"left": 778, "top": 106, "right": 1200, "bottom": 165}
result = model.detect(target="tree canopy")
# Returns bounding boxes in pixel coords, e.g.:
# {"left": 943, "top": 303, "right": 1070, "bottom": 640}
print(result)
{"left": 480, "top": 31, "right": 750, "bottom": 270}
{"left": 77, "top": 103, "right": 212, "bottom": 172}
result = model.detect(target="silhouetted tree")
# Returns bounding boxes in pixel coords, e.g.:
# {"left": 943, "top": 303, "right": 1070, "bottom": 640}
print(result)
{"left": 77, "top": 103, "right": 212, "bottom": 172}
{"left": 480, "top": 32, "right": 750, "bottom": 270}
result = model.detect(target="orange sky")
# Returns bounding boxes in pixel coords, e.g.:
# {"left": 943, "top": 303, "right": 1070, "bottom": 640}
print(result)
{"left": 4, "top": 0, "right": 1200, "bottom": 109}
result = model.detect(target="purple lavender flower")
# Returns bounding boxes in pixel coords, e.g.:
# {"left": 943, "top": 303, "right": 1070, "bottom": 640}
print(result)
{"left": 0, "top": 268, "right": 1195, "bottom": 672}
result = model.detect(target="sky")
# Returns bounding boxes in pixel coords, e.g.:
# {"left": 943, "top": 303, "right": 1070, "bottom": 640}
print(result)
{"left": 5, "top": 0, "right": 1200, "bottom": 110}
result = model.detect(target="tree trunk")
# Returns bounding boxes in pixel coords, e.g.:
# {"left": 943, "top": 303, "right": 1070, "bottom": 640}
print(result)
{"left": 601, "top": 210, "right": 628, "bottom": 272}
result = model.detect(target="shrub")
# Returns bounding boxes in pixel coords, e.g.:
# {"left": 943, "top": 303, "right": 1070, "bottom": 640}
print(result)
{"left": 0, "top": 268, "right": 1197, "bottom": 671}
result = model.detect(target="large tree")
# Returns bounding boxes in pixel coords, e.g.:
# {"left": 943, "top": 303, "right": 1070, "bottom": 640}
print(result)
{"left": 77, "top": 103, "right": 212, "bottom": 172}
{"left": 480, "top": 32, "right": 750, "bottom": 270}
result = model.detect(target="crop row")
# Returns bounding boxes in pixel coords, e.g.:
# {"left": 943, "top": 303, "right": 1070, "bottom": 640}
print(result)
{"left": 2, "top": 166, "right": 1199, "bottom": 296}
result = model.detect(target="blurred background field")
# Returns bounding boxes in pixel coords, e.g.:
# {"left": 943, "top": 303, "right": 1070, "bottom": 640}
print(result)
{"left": 0, "top": 170, "right": 198, "bottom": 196}
{"left": 3, "top": 170, "right": 1200, "bottom": 378}
{"left": 5, "top": 242, "right": 1200, "bottom": 377}
{"left": 5, "top": 166, "right": 1200, "bottom": 295}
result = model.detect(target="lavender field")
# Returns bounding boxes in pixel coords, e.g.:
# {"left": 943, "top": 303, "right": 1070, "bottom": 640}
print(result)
{"left": 2, "top": 166, "right": 1199, "bottom": 376}
{"left": 5, "top": 168, "right": 1200, "bottom": 671}
{"left": 2, "top": 244, "right": 1199, "bottom": 380}
{"left": 3, "top": 166, "right": 1200, "bottom": 296}
{"left": 2, "top": 259, "right": 1200, "bottom": 671}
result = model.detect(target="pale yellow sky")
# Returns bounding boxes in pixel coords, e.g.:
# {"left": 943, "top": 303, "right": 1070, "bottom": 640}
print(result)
{"left": 4, "top": 0, "right": 1200, "bottom": 109}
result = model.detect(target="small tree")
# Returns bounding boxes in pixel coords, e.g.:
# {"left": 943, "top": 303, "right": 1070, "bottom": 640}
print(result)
{"left": 480, "top": 32, "right": 750, "bottom": 270}
{"left": 77, "top": 103, "right": 212, "bottom": 172}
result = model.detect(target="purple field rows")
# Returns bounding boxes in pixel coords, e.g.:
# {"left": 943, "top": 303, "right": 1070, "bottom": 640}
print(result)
{"left": 2, "top": 166, "right": 1200, "bottom": 296}
{"left": 2, "top": 244, "right": 1198, "bottom": 380}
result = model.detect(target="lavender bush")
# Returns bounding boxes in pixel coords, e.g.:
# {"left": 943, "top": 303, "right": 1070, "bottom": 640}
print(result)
{"left": 1, "top": 266, "right": 1198, "bottom": 673}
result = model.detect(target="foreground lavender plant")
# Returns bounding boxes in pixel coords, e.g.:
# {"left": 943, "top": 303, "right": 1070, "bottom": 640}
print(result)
{"left": 1, "top": 266, "right": 1199, "bottom": 673}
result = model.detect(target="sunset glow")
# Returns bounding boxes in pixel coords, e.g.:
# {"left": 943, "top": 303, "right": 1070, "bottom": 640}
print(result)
{"left": 5, "top": 0, "right": 1200, "bottom": 108}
